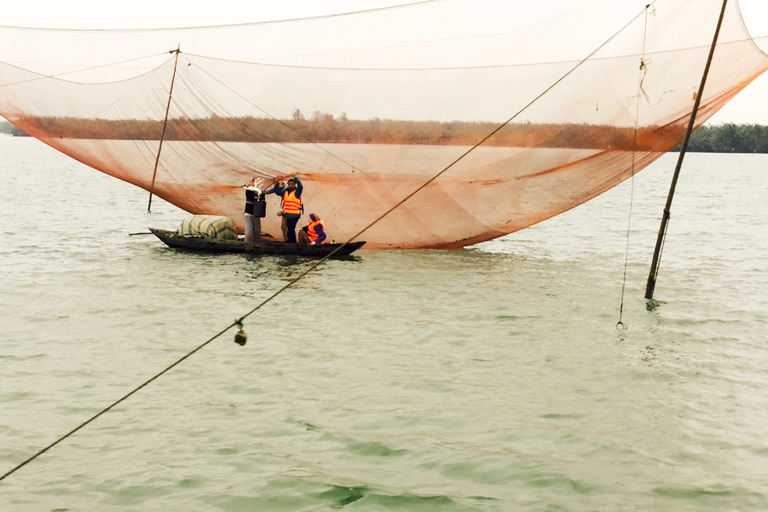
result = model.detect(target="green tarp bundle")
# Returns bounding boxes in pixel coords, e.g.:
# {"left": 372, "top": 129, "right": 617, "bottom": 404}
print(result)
{"left": 178, "top": 215, "right": 237, "bottom": 240}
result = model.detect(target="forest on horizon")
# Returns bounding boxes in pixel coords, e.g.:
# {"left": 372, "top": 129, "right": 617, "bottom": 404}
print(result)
{"left": 670, "top": 123, "right": 768, "bottom": 153}
{"left": 1, "top": 119, "right": 766, "bottom": 153}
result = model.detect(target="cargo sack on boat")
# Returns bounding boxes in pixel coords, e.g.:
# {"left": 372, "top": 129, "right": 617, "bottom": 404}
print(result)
{"left": 178, "top": 215, "right": 237, "bottom": 240}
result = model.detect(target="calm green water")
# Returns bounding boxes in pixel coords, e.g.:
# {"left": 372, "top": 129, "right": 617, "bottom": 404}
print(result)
{"left": 1, "top": 136, "right": 767, "bottom": 511}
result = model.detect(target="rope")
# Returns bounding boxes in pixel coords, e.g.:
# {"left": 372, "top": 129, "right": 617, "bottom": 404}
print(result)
{"left": 617, "top": 4, "right": 655, "bottom": 330}
{"left": 616, "top": 143, "right": 636, "bottom": 330}
{"left": 0, "top": 322, "right": 236, "bottom": 483}
{"left": 0, "top": 2, "right": 656, "bottom": 483}
{"left": 651, "top": 210, "right": 670, "bottom": 286}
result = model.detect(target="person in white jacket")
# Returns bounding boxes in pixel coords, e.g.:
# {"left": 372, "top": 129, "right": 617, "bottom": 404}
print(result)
{"left": 243, "top": 178, "right": 265, "bottom": 242}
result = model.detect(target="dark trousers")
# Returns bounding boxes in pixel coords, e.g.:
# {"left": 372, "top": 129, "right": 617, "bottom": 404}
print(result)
{"left": 244, "top": 214, "right": 260, "bottom": 242}
{"left": 285, "top": 216, "right": 299, "bottom": 243}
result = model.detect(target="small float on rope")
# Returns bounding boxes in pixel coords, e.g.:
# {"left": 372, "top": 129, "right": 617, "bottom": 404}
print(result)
{"left": 149, "top": 215, "right": 364, "bottom": 259}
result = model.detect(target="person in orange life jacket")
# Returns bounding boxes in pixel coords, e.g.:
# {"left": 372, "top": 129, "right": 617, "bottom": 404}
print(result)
{"left": 265, "top": 177, "right": 303, "bottom": 243}
{"left": 299, "top": 213, "right": 326, "bottom": 244}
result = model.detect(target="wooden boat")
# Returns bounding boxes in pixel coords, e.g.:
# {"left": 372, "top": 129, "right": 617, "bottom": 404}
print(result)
{"left": 149, "top": 228, "right": 365, "bottom": 258}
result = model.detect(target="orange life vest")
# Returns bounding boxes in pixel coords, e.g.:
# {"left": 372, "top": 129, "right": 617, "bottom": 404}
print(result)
{"left": 307, "top": 219, "right": 325, "bottom": 243}
{"left": 281, "top": 189, "right": 303, "bottom": 215}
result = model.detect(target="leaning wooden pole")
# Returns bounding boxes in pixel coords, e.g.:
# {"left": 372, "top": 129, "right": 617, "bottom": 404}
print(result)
{"left": 148, "top": 46, "right": 181, "bottom": 212}
{"left": 644, "top": 0, "right": 728, "bottom": 300}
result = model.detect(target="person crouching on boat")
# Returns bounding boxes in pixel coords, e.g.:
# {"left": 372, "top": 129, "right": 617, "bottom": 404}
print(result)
{"left": 299, "top": 213, "right": 326, "bottom": 245}
{"left": 243, "top": 178, "right": 266, "bottom": 242}
{"left": 265, "top": 177, "right": 303, "bottom": 243}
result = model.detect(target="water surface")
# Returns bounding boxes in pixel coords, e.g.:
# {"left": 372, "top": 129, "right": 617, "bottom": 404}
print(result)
{"left": 1, "top": 136, "right": 767, "bottom": 511}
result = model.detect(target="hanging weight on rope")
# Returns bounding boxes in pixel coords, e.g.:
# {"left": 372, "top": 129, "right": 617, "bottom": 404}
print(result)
{"left": 234, "top": 320, "right": 247, "bottom": 346}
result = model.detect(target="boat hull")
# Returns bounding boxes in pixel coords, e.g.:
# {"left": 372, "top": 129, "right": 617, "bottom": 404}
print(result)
{"left": 149, "top": 228, "right": 365, "bottom": 258}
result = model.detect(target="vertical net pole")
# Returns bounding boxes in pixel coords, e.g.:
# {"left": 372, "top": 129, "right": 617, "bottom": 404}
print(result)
{"left": 148, "top": 46, "right": 181, "bottom": 212}
{"left": 644, "top": 0, "right": 728, "bottom": 301}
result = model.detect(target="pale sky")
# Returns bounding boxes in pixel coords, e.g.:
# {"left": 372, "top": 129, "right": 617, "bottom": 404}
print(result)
{"left": 2, "top": 0, "right": 767, "bottom": 124}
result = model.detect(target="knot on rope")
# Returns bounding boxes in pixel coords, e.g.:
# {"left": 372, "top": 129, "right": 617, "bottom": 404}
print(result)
{"left": 639, "top": 58, "right": 653, "bottom": 103}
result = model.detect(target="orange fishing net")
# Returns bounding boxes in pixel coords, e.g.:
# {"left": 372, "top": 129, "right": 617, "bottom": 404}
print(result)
{"left": 0, "top": 0, "right": 766, "bottom": 248}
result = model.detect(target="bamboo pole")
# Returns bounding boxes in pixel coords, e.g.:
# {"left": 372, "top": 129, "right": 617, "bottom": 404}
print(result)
{"left": 644, "top": 0, "right": 728, "bottom": 300}
{"left": 148, "top": 46, "right": 181, "bottom": 212}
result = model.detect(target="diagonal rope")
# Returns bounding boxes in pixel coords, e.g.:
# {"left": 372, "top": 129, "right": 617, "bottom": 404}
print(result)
{"left": 0, "top": 322, "right": 235, "bottom": 482}
{"left": 0, "top": 2, "right": 656, "bottom": 483}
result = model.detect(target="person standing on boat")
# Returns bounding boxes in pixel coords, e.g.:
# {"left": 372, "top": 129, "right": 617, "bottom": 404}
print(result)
{"left": 243, "top": 178, "right": 266, "bottom": 242}
{"left": 265, "top": 177, "right": 303, "bottom": 243}
{"left": 299, "top": 213, "right": 326, "bottom": 245}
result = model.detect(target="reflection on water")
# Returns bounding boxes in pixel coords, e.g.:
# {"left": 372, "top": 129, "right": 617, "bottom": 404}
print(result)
{"left": 1, "top": 137, "right": 767, "bottom": 511}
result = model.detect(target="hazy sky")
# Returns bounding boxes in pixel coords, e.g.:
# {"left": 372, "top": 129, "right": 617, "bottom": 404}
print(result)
{"left": 2, "top": 0, "right": 767, "bottom": 124}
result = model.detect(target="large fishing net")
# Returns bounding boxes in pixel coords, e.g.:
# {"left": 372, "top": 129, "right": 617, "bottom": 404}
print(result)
{"left": 0, "top": 0, "right": 766, "bottom": 248}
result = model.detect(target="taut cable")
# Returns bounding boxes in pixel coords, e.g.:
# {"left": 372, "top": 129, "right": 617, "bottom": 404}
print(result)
{"left": 0, "top": 3, "right": 657, "bottom": 483}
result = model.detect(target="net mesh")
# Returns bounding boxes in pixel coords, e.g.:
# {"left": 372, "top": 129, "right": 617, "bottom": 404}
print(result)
{"left": 1, "top": 0, "right": 766, "bottom": 248}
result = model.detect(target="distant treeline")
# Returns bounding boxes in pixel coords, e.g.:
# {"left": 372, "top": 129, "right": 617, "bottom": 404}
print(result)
{"left": 673, "top": 123, "right": 768, "bottom": 153}
{"left": 3, "top": 116, "right": 767, "bottom": 152}
{"left": 2, "top": 114, "right": 672, "bottom": 151}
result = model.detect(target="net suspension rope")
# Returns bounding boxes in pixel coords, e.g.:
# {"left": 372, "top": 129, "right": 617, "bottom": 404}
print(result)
{"left": 0, "top": 3, "right": 658, "bottom": 483}
{"left": 616, "top": 3, "right": 656, "bottom": 330}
